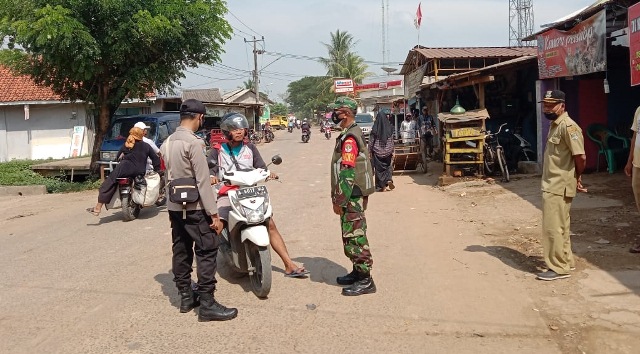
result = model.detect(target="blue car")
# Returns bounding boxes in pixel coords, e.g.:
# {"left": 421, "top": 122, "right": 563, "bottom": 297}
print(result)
{"left": 98, "top": 112, "right": 180, "bottom": 170}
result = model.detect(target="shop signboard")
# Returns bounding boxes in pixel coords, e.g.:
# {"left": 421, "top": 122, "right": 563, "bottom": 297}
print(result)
{"left": 334, "top": 79, "right": 354, "bottom": 93}
{"left": 536, "top": 10, "right": 607, "bottom": 79}
{"left": 404, "top": 63, "right": 427, "bottom": 99}
{"left": 630, "top": 3, "right": 640, "bottom": 86}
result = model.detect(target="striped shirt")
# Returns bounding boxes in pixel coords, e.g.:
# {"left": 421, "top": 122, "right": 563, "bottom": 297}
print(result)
{"left": 369, "top": 135, "right": 394, "bottom": 157}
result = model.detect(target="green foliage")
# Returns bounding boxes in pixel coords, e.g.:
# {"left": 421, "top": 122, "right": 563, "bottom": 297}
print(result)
{"left": 0, "top": 0, "right": 232, "bottom": 167}
{"left": 285, "top": 76, "right": 335, "bottom": 116}
{"left": 320, "top": 30, "right": 371, "bottom": 84}
{"left": 0, "top": 160, "right": 101, "bottom": 193}
{"left": 270, "top": 102, "right": 288, "bottom": 116}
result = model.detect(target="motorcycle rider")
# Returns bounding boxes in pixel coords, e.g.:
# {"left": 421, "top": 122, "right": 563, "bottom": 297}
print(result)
{"left": 208, "top": 113, "right": 309, "bottom": 277}
{"left": 287, "top": 114, "right": 295, "bottom": 132}
{"left": 301, "top": 119, "right": 311, "bottom": 141}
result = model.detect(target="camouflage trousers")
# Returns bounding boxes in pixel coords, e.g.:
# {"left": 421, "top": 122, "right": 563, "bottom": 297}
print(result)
{"left": 340, "top": 196, "right": 373, "bottom": 274}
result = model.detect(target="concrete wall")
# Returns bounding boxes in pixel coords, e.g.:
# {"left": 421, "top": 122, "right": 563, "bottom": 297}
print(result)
{"left": 0, "top": 103, "right": 90, "bottom": 162}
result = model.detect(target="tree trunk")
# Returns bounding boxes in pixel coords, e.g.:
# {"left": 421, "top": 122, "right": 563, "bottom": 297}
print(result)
{"left": 89, "top": 84, "right": 115, "bottom": 174}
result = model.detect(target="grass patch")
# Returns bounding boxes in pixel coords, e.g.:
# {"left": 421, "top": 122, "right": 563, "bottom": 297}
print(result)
{"left": 0, "top": 160, "right": 100, "bottom": 193}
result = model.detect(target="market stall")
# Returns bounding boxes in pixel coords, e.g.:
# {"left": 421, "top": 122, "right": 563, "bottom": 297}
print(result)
{"left": 438, "top": 108, "right": 489, "bottom": 179}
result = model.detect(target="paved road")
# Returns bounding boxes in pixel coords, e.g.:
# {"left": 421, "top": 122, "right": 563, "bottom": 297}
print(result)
{"left": 0, "top": 129, "right": 560, "bottom": 353}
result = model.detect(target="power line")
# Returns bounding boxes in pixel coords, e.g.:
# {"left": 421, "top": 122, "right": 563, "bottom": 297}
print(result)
{"left": 227, "top": 10, "right": 262, "bottom": 37}
{"left": 262, "top": 50, "right": 403, "bottom": 66}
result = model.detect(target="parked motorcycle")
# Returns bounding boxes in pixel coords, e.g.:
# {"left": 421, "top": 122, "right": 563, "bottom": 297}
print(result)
{"left": 500, "top": 128, "right": 536, "bottom": 170}
{"left": 249, "top": 129, "right": 262, "bottom": 145}
{"left": 301, "top": 129, "right": 310, "bottom": 143}
{"left": 218, "top": 155, "right": 282, "bottom": 298}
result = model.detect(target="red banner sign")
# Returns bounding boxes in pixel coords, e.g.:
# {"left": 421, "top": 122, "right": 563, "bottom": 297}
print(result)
{"left": 630, "top": 4, "right": 640, "bottom": 86}
{"left": 536, "top": 10, "right": 607, "bottom": 79}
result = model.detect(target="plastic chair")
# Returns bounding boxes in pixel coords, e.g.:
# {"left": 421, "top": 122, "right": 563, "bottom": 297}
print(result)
{"left": 586, "top": 123, "right": 630, "bottom": 173}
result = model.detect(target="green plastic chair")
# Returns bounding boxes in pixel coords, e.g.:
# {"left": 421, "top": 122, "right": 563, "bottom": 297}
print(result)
{"left": 586, "top": 123, "right": 630, "bottom": 174}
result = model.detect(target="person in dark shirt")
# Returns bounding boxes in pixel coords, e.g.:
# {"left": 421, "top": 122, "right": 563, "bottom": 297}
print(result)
{"left": 86, "top": 127, "right": 160, "bottom": 216}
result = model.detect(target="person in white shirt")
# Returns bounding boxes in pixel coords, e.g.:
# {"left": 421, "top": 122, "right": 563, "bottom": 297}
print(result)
{"left": 400, "top": 113, "right": 416, "bottom": 145}
{"left": 134, "top": 121, "right": 160, "bottom": 172}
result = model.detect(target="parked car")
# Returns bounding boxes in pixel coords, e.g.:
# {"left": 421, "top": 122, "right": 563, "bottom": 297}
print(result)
{"left": 355, "top": 113, "right": 374, "bottom": 141}
{"left": 98, "top": 112, "right": 181, "bottom": 171}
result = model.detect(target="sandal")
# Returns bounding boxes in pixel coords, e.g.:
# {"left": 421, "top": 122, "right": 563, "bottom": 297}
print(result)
{"left": 630, "top": 244, "right": 640, "bottom": 254}
{"left": 86, "top": 207, "right": 100, "bottom": 216}
{"left": 284, "top": 268, "right": 309, "bottom": 278}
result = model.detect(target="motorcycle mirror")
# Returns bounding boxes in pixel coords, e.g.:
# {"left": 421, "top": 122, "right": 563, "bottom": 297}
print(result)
{"left": 271, "top": 155, "right": 283, "bottom": 165}
{"left": 505, "top": 129, "right": 510, "bottom": 133}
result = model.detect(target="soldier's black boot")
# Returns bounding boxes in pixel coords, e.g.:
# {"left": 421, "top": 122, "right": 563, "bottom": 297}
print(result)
{"left": 179, "top": 287, "right": 199, "bottom": 313}
{"left": 341, "top": 275, "right": 376, "bottom": 296}
{"left": 336, "top": 266, "right": 362, "bottom": 285}
{"left": 197, "top": 293, "right": 238, "bottom": 322}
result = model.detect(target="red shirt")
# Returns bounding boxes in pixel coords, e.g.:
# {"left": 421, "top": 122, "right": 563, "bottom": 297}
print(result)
{"left": 341, "top": 137, "right": 358, "bottom": 167}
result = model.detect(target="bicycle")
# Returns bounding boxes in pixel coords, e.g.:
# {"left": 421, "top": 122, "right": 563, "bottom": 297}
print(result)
{"left": 483, "top": 123, "right": 510, "bottom": 182}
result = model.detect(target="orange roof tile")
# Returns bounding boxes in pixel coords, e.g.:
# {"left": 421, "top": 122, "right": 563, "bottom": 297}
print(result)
{"left": 0, "top": 66, "right": 60, "bottom": 103}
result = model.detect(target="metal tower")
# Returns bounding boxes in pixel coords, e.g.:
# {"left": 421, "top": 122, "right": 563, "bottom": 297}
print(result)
{"left": 509, "top": 0, "right": 535, "bottom": 47}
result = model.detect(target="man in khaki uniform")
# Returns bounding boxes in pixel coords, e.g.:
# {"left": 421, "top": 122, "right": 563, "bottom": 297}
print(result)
{"left": 624, "top": 106, "right": 640, "bottom": 253}
{"left": 538, "top": 90, "right": 587, "bottom": 281}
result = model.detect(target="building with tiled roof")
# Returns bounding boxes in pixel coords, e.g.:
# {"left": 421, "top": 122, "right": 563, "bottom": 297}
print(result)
{"left": 0, "top": 67, "right": 62, "bottom": 103}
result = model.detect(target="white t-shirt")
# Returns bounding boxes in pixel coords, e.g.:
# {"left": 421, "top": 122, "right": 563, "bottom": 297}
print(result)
{"left": 632, "top": 107, "right": 640, "bottom": 167}
{"left": 143, "top": 136, "right": 160, "bottom": 171}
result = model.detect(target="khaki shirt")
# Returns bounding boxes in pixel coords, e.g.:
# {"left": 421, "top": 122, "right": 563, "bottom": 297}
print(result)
{"left": 160, "top": 126, "right": 217, "bottom": 216}
{"left": 630, "top": 106, "right": 640, "bottom": 167}
{"left": 541, "top": 112, "right": 585, "bottom": 197}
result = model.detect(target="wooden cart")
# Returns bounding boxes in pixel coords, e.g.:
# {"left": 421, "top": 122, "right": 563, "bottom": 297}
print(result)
{"left": 392, "top": 138, "right": 428, "bottom": 173}
{"left": 438, "top": 109, "right": 489, "bottom": 178}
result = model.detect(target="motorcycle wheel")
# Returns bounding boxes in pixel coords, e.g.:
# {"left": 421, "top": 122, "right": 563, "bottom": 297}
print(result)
{"left": 122, "top": 195, "right": 141, "bottom": 221}
{"left": 325, "top": 132, "right": 331, "bottom": 140}
{"left": 302, "top": 135, "right": 309, "bottom": 143}
{"left": 248, "top": 243, "right": 272, "bottom": 298}
{"left": 497, "top": 147, "right": 510, "bottom": 182}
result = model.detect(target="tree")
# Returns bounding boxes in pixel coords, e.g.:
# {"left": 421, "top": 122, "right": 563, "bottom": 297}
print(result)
{"left": 320, "top": 30, "right": 371, "bottom": 84}
{"left": 270, "top": 102, "right": 288, "bottom": 116}
{"left": 0, "top": 0, "right": 232, "bottom": 167}
{"left": 285, "top": 76, "right": 334, "bottom": 117}
{"left": 242, "top": 79, "right": 254, "bottom": 90}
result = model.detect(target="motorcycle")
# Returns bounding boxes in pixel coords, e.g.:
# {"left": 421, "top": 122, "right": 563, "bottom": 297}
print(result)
{"left": 249, "top": 129, "right": 262, "bottom": 145}
{"left": 301, "top": 128, "right": 310, "bottom": 143}
{"left": 106, "top": 169, "right": 163, "bottom": 221}
{"left": 218, "top": 155, "right": 282, "bottom": 298}
{"left": 323, "top": 125, "right": 332, "bottom": 139}
{"left": 287, "top": 123, "right": 294, "bottom": 133}
{"left": 263, "top": 127, "right": 275, "bottom": 143}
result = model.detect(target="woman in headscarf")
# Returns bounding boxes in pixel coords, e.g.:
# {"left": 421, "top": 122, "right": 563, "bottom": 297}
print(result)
{"left": 87, "top": 126, "right": 160, "bottom": 216}
{"left": 369, "top": 111, "right": 395, "bottom": 192}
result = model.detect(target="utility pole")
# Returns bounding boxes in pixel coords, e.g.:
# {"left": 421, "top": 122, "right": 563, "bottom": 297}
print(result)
{"left": 245, "top": 36, "right": 265, "bottom": 127}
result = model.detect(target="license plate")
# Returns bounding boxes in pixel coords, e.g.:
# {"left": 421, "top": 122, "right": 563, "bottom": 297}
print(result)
{"left": 236, "top": 186, "right": 267, "bottom": 199}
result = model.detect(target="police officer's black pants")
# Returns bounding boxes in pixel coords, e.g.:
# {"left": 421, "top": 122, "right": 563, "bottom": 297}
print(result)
{"left": 169, "top": 210, "right": 219, "bottom": 293}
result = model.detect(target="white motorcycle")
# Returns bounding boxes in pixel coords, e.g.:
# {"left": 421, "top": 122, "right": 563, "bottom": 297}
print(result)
{"left": 218, "top": 155, "right": 282, "bottom": 298}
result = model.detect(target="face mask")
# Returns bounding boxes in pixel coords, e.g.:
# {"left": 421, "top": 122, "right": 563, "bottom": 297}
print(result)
{"left": 332, "top": 111, "right": 342, "bottom": 125}
{"left": 543, "top": 112, "right": 558, "bottom": 121}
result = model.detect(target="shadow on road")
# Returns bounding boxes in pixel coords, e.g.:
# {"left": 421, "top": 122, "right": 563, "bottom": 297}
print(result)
{"left": 293, "top": 256, "right": 348, "bottom": 287}
{"left": 153, "top": 271, "right": 180, "bottom": 310}
{"left": 465, "top": 245, "right": 545, "bottom": 274}
{"left": 86, "top": 206, "right": 163, "bottom": 226}
{"left": 216, "top": 258, "right": 253, "bottom": 295}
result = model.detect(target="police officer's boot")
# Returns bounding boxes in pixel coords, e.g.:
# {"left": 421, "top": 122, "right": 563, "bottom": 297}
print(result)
{"left": 341, "top": 274, "right": 376, "bottom": 296}
{"left": 179, "top": 287, "right": 199, "bottom": 313}
{"left": 197, "top": 293, "right": 238, "bottom": 322}
{"left": 336, "top": 266, "right": 363, "bottom": 285}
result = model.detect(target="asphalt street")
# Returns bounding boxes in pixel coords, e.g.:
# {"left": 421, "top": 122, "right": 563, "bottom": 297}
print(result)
{"left": 0, "top": 128, "right": 560, "bottom": 353}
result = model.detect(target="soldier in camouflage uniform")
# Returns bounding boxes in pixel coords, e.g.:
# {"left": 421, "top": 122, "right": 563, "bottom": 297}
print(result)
{"left": 329, "top": 96, "right": 376, "bottom": 296}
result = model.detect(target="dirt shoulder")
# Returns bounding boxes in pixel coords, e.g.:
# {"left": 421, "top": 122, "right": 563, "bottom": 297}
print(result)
{"left": 437, "top": 169, "right": 640, "bottom": 354}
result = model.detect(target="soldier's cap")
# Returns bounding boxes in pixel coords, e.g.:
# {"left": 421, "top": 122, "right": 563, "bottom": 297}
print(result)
{"left": 539, "top": 90, "right": 565, "bottom": 103}
{"left": 329, "top": 96, "right": 358, "bottom": 111}
{"left": 180, "top": 99, "right": 206, "bottom": 115}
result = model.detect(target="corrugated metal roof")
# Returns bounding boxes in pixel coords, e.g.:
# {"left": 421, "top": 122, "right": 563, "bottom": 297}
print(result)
{"left": 446, "top": 56, "right": 537, "bottom": 80}
{"left": 413, "top": 46, "right": 537, "bottom": 59}
{"left": 182, "top": 88, "right": 222, "bottom": 103}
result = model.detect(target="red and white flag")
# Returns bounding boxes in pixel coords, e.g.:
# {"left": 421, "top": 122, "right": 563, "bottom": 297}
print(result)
{"left": 414, "top": 2, "right": 422, "bottom": 29}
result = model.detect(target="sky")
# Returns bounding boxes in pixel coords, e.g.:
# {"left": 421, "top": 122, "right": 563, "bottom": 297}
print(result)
{"left": 178, "top": 0, "right": 593, "bottom": 101}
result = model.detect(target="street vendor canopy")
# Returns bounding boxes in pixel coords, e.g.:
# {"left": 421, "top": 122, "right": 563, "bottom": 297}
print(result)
{"left": 438, "top": 109, "right": 490, "bottom": 123}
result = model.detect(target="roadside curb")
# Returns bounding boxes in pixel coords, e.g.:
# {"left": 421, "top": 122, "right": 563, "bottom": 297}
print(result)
{"left": 0, "top": 185, "right": 47, "bottom": 197}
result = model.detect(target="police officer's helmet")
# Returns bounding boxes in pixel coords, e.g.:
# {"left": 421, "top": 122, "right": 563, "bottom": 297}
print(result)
{"left": 220, "top": 112, "right": 249, "bottom": 139}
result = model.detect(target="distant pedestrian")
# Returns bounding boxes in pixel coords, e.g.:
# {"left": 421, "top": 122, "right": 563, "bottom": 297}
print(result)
{"left": 417, "top": 106, "right": 436, "bottom": 158}
{"left": 400, "top": 113, "right": 416, "bottom": 145}
{"left": 537, "top": 90, "right": 587, "bottom": 281}
{"left": 329, "top": 96, "right": 376, "bottom": 296}
{"left": 369, "top": 111, "right": 395, "bottom": 192}
{"left": 624, "top": 106, "right": 640, "bottom": 254}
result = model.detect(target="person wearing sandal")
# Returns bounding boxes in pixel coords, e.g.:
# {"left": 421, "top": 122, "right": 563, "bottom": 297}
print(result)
{"left": 86, "top": 126, "right": 159, "bottom": 216}
{"left": 624, "top": 106, "right": 640, "bottom": 255}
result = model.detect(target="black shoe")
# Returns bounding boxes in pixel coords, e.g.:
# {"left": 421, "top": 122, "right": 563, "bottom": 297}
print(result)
{"left": 342, "top": 276, "right": 376, "bottom": 296}
{"left": 179, "top": 287, "right": 199, "bottom": 313}
{"left": 536, "top": 270, "right": 570, "bottom": 281}
{"left": 336, "top": 267, "right": 363, "bottom": 285}
{"left": 197, "top": 293, "right": 238, "bottom": 322}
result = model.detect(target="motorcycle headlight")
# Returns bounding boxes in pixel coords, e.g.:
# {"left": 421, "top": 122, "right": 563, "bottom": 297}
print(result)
{"left": 244, "top": 208, "right": 264, "bottom": 223}
{"left": 231, "top": 197, "right": 245, "bottom": 216}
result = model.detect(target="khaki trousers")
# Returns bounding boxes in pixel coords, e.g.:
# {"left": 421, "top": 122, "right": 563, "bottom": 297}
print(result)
{"left": 542, "top": 191, "right": 575, "bottom": 275}
{"left": 632, "top": 167, "right": 640, "bottom": 212}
